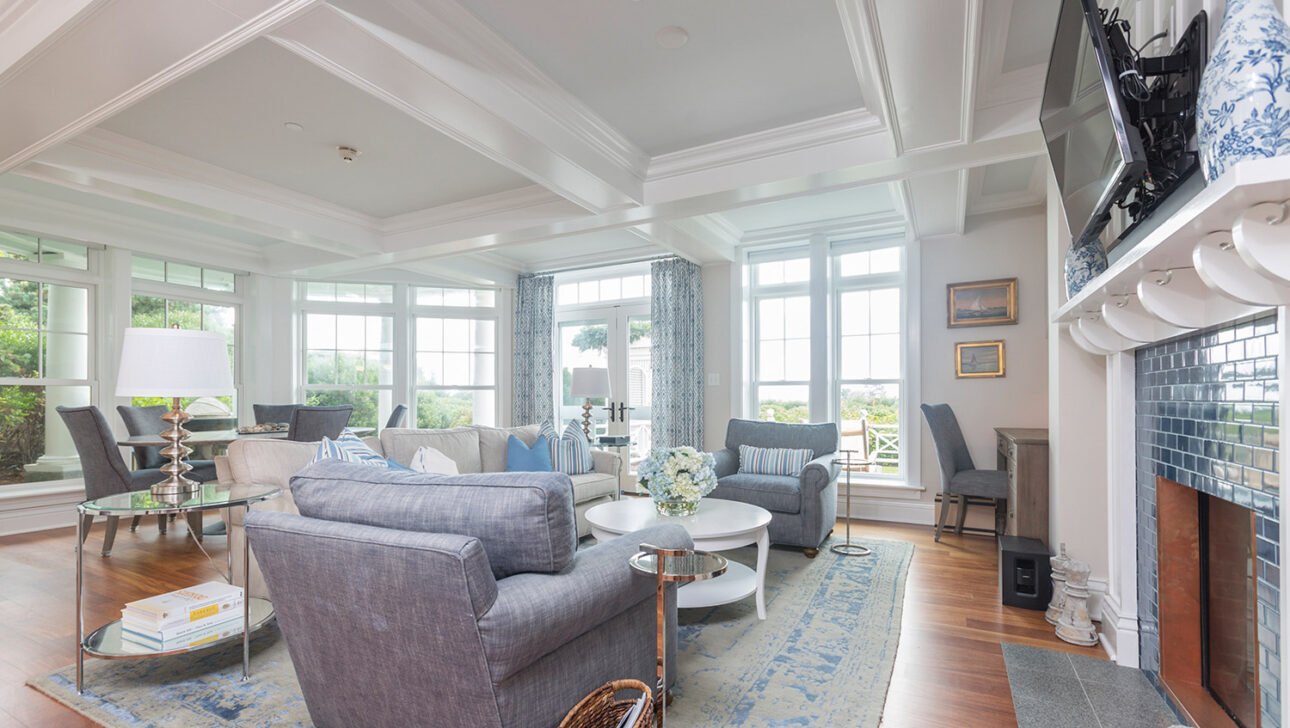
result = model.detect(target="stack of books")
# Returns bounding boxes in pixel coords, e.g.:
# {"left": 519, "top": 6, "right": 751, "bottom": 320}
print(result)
{"left": 120, "top": 581, "right": 245, "bottom": 653}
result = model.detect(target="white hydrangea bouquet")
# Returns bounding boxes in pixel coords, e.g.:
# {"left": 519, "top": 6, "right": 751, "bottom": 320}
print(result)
{"left": 637, "top": 446, "right": 718, "bottom": 516}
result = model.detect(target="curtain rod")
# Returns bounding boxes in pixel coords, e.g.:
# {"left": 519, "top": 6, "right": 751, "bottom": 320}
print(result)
{"left": 530, "top": 254, "right": 680, "bottom": 277}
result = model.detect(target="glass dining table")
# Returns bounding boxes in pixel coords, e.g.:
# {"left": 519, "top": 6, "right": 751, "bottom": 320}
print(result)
{"left": 115, "top": 427, "right": 374, "bottom": 448}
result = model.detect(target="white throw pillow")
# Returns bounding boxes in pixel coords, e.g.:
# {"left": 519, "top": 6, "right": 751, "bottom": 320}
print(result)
{"left": 409, "top": 445, "right": 460, "bottom": 475}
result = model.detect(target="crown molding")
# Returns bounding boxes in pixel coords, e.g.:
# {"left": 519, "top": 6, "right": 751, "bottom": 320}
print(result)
{"left": 0, "top": 0, "right": 103, "bottom": 82}
{"left": 380, "top": 186, "right": 565, "bottom": 235}
{"left": 739, "top": 212, "right": 907, "bottom": 246}
{"left": 647, "top": 109, "right": 883, "bottom": 181}
{"left": 959, "top": 0, "right": 984, "bottom": 144}
{"left": 835, "top": 0, "right": 901, "bottom": 152}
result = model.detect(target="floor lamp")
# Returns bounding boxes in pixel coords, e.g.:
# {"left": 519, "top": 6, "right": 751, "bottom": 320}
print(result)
{"left": 115, "top": 327, "right": 234, "bottom": 497}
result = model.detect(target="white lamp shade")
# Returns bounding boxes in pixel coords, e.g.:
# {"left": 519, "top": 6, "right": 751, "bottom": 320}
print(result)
{"left": 115, "top": 328, "right": 234, "bottom": 397}
{"left": 570, "top": 366, "right": 611, "bottom": 399}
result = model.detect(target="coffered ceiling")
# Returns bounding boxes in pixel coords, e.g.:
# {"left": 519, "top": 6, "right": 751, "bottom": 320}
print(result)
{"left": 0, "top": 0, "right": 1059, "bottom": 284}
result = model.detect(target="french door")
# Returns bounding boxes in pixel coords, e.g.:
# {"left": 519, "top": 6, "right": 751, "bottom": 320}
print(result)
{"left": 554, "top": 303, "right": 653, "bottom": 485}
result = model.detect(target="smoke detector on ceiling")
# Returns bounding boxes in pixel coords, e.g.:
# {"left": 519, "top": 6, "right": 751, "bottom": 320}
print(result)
{"left": 337, "top": 146, "right": 361, "bottom": 163}
{"left": 655, "top": 26, "right": 688, "bottom": 49}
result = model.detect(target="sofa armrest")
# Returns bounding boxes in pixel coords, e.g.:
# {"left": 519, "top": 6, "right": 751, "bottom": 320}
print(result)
{"left": 477, "top": 523, "right": 691, "bottom": 681}
{"left": 592, "top": 449, "right": 621, "bottom": 479}
{"left": 711, "top": 448, "right": 738, "bottom": 478}
{"left": 800, "top": 451, "right": 840, "bottom": 494}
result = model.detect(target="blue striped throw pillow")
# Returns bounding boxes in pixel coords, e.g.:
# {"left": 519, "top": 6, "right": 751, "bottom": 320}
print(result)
{"left": 537, "top": 419, "right": 593, "bottom": 475}
{"left": 738, "top": 444, "right": 813, "bottom": 477}
{"left": 313, "top": 428, "right": 388, "bottom": 467}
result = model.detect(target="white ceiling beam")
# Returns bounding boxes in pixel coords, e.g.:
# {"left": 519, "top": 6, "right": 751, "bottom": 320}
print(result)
{"left": 287, "top": 130, "right": 1045, "bottom": 277}
{"left": 18, "top": 129, "right": 382, "bottom": 256}
{"left": 835, "top": 0, "right": 902, "bottom": 152}
{"left": 628, "top": 222, "right": 736, "bottom": 265}
{"left": 0, "top": 0, "right": 318, "bottom": 174}
{"left": 0, "top": 0, "right": 106, "bottom": 78}
{"left": 267, "top": 3, "right": 645, "bottom": 213}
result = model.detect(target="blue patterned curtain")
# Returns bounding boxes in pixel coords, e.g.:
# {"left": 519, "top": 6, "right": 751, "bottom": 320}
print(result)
{"left": 651, "top": 257, "right": 704, "bottom": 448}
{"left": 512, "top": 274, "right": 554, "bottom": 425}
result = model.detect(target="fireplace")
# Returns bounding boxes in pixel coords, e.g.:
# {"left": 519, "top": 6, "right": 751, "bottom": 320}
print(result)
{"left": 1135, "top": 313, "right": 1281, "bottom": 728}
{"left": 1158, "top": 476, "right": 1261, "bottom": 727}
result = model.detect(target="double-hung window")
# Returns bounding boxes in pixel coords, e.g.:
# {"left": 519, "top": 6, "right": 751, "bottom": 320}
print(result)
{"left": 300, "top": 283, "right": 394, "bottom": 429}
{"left": 749, "top": 250, "right": 812, "bottom": 424}
{"left": 0, "top": 232, "right": 93, "bottom": 486}
{"left": 412, "top": 287, "right": 498, "bottom": 428}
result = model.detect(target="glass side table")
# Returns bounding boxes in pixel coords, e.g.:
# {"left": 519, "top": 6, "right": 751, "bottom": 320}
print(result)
{"left": 629, "top": 545, "right": 727, "bottom": 727}
{"left": 75, "top": 482, "right": 282, "bottom": 694}
{"left": 832, "top": 450, "right": 875, "bottom": 557}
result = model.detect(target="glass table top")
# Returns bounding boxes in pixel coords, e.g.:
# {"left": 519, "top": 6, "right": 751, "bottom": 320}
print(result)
{"left": 80, "top": 482, "right": 281, "bottom": 515}
{"left": 629, "top": 550, "right": 728, "bottom": 583}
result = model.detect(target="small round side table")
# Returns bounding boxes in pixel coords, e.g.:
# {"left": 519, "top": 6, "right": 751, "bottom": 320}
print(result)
{"left": 629, "top": 544, "right": 727, "bottom": 727}
{"left": 832, "top": 450, "right": 874, "bottom": 557}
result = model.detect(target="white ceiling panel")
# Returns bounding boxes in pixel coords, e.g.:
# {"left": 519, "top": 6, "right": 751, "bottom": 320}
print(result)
{"left": 875, "top": 0, "right": 969, "bottom": 150}
{"left": 980, "top": 157, "right": 1037, "bottom": 195}
{"left": 966, "top": 155, "right": 1045, "bottom": 216}
{"left": 905, "top": 170, "right": 963, "bottom": 237}
{"left": 98, "top": 39, "right": 531, "bottom": 218}
{"left": 450, "top": 0, "right": 863, "bottom": 155}
{"left": 1001, "top": 0, "right": 1058, "bottom": 73}
{"left": 717, "top": 185, "right": 898, "bottom": 234}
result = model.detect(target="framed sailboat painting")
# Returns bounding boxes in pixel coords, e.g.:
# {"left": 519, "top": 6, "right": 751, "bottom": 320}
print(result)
{"left": 955, "top": 340, "right": 1005, "bottom": 378}
{"left": 946, "top": 278, "right": 1017, "bottom": 328}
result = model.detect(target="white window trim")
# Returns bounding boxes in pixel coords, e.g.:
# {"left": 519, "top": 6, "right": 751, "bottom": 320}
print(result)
{"left": 411, "top": 297, "right": 502, "bottom": 428}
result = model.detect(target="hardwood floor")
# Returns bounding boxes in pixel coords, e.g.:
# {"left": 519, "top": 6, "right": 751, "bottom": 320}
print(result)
{"left": 0, "top": 517, "right": 1103, "bottom": 727}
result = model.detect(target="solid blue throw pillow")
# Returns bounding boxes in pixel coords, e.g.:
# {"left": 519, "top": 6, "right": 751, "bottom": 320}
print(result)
{"left": 507, "top": 434, "right": 553, "bottom": 472}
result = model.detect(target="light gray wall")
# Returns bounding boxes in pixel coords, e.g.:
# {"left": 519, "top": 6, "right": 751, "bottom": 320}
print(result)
{"left": 916, "top": 208, "right": 1050, "bottom": 530}
{"left": 702, "top": 262, "right": 737, "bottom": 452}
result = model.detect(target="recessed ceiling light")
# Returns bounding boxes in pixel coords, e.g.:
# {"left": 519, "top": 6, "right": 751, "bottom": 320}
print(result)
{"left": 655, "top": 26, "right": 688, "bottom": 49}
{"left": 283, "top": 122, "right": 304, "bottom": 132}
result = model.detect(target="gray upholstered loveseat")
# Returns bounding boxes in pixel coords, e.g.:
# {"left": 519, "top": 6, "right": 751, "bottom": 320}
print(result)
{"left": 219, "top": 424, "right": 621, "bottom": 598}
{"left": 708, "top": 418, "right": 840, "bottom": 556}
{"left": 245, "top": 460, "right": 688, "bottom": 728}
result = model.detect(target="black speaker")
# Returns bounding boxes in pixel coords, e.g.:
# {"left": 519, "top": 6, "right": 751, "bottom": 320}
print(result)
{"left": 999, "top": 535, "right": 1052, "bottom": 610}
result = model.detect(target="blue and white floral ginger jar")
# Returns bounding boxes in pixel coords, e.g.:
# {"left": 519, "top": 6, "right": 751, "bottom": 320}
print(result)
{"left": 1197, "top": 0, "right": 1290, "bottom": 183}
{"left": 1064, "top": 241, "right": 1107, "bottom": 298}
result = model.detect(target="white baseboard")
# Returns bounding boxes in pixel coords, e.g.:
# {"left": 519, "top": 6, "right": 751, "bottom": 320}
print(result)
{"left": 840, "top": 497, "right": 935, "bottom": 525}
{"left": 1095, "top": 591, "right": 1140, "bottom": 667}
{"left": 0, "top": 481, "right": 83, "bottom": 536}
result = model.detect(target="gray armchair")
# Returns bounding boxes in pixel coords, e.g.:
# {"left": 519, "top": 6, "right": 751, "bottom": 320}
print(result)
{"left": 707, "top": 418, "right": 840, "bottom": 557}
{"left": 920, "top": 403, "right": 1007, "bottom": 542}
{"left": 245, "top": 460, "right": 690, "bottom": 728}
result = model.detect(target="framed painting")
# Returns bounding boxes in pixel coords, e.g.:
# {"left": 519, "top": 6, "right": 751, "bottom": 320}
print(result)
{"left": 947, "top": 278, "right": 1018, "bottom": 328}
{"left": 955, "top": 340, "right": 1005, "bottom": 378}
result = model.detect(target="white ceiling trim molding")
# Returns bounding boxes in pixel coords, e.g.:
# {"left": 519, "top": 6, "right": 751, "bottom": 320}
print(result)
{"left": 670, "top": 215, "right": 743, "bottom": 254}
{"left": 0, "top": 0, "right": 102, "bottom": 79}
{"left": 380, "top": 186, "right": 570, "bottom": 236}
{"left": 268, "top": 4, "right": 643, "bottom": 212}
{"left": 0, "top": 0, "right": 318, "bottom": 175}
{"left": 959, "top": 0, "right": 984, "bottom": 146}
{"left": 834, "top": 0, "right": 902, "bottom": 152}
{"left": 966, "top": 156, "right": 1046, "bottom": 216}
{"left": 287, "top": 131, "right": 1045, "bottom": 278}
{"left": 738, "top": 212, "right": 907, "bottom": 246}
{"left": 0, "top": 185, "right": 267, "bottom": 272}
{"left": 629, "top": 222, "right": 736, "bottom": 264}
{"left": 975, "top": 0, "right": 1048, "bottom": 111}
{"left": 365, "top": 0, "right": 647, "bottom": 177}
{"left": 648, "top": 109, "right": 882, "bottom": 181}
{"left": 978, "top": 64, "right": 1047, "bottom": 110}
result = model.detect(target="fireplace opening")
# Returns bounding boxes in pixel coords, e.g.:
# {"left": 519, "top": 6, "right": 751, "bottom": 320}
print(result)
{"left": 1202, "top": 494, "right": 1259, "bottom": 728}
{"left": 1157, "top": 476, "right": 1260, "bottom": 728}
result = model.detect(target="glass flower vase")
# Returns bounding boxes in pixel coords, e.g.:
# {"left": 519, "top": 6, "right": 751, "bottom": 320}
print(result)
{"left": 652, "top": 495, "right": 700, "bottom": 517}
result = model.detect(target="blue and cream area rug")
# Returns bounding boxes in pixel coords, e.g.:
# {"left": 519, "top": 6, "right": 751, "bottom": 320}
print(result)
{"left": 30, "top": 539, "right": 912, "bottom": 727}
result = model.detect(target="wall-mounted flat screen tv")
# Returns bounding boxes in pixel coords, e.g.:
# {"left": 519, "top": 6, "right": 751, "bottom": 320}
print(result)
{"left": 1040, "top": 0, "right": 1146, "bottom": 247}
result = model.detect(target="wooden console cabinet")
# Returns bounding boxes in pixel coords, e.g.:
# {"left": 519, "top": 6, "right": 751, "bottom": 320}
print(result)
{"left": 995, "top": 428, "right": 1049, "bottom": 544}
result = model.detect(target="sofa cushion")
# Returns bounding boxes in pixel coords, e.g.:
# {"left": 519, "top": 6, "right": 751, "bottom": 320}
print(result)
{"left": 381, "top": 427, "right": 482, "bottom": 473}
{"left": 228, "top": 438, "right": 330, "bottom": 488}
{"left": 475, "top": 424, "right": 540, "bottom": 472}
{"left": 289, "top": 460, "right": 578, "bottom": 578}
{"left": 569, "top": 472, "right": 618, "bottom": 502}
{"left": 711, "top": 473, "right": 802, "bottom": 514}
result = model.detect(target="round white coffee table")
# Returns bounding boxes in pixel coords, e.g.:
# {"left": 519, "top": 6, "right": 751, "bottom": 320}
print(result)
{"left": 587, "top": 498, "right": 771, "bottom": 620}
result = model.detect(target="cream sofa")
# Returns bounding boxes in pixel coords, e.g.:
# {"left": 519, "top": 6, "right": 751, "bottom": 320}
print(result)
{"left": 219, "top": 424, "right": 621, "bottom": 598}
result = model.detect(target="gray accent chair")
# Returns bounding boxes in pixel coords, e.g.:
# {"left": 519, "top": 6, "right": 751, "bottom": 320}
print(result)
{"left": 384, "top": 403, "right": 407, "bottom": 429}
{"left": 56, "top": 405, "right": 182, "bottom": 555}
{"left": 115, "top": 404, "right": 218, "bottom": 483}
{"left": 252, "top": 403, "right": 301, "bottom": 425}
{"left": 920, "top": 403, "right": 1007, "bottom": 542}
{"left": 707, "top": 418, "right": 840, "bottom": 557}
{"left": 245, "top": 460, "right": 689, "bottom": 728}
{"left": 286, "top": 405, "right": 352, "bottom": 442}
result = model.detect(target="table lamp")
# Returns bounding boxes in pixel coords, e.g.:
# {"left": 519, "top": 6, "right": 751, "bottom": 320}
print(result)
{"left": 115, "top": 327, "right": 234, "bottom": 496}
{"left": 569, "top": 366, "right": 610, "bottom": 439}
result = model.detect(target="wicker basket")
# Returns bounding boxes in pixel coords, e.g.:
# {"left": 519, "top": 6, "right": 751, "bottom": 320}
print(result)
{"left": 558, "top": 679, "right": 654, "bottom": 728}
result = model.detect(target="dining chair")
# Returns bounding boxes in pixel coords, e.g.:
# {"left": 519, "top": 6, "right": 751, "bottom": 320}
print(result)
{"left": 253, "top": 403, "right": 303, "bottom": 425}
{"left": 116, "top": 404, "right": 218, "bottom": 483}
{"left": 920, "top": 403, "right": 1007, "bottom": 542}
{"left": 57, "top": 405, "right": 185, "bottom": 555}
{"left": 287, "top": 405, "right": 354, "bottom": 442}
{"left": 385, "top": 404, "right": 408, "bottom": 429}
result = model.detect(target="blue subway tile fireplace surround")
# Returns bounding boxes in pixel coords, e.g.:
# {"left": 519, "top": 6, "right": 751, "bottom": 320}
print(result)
{"left": 1136, "top": 312, "right": 1281, "bottom": 728}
